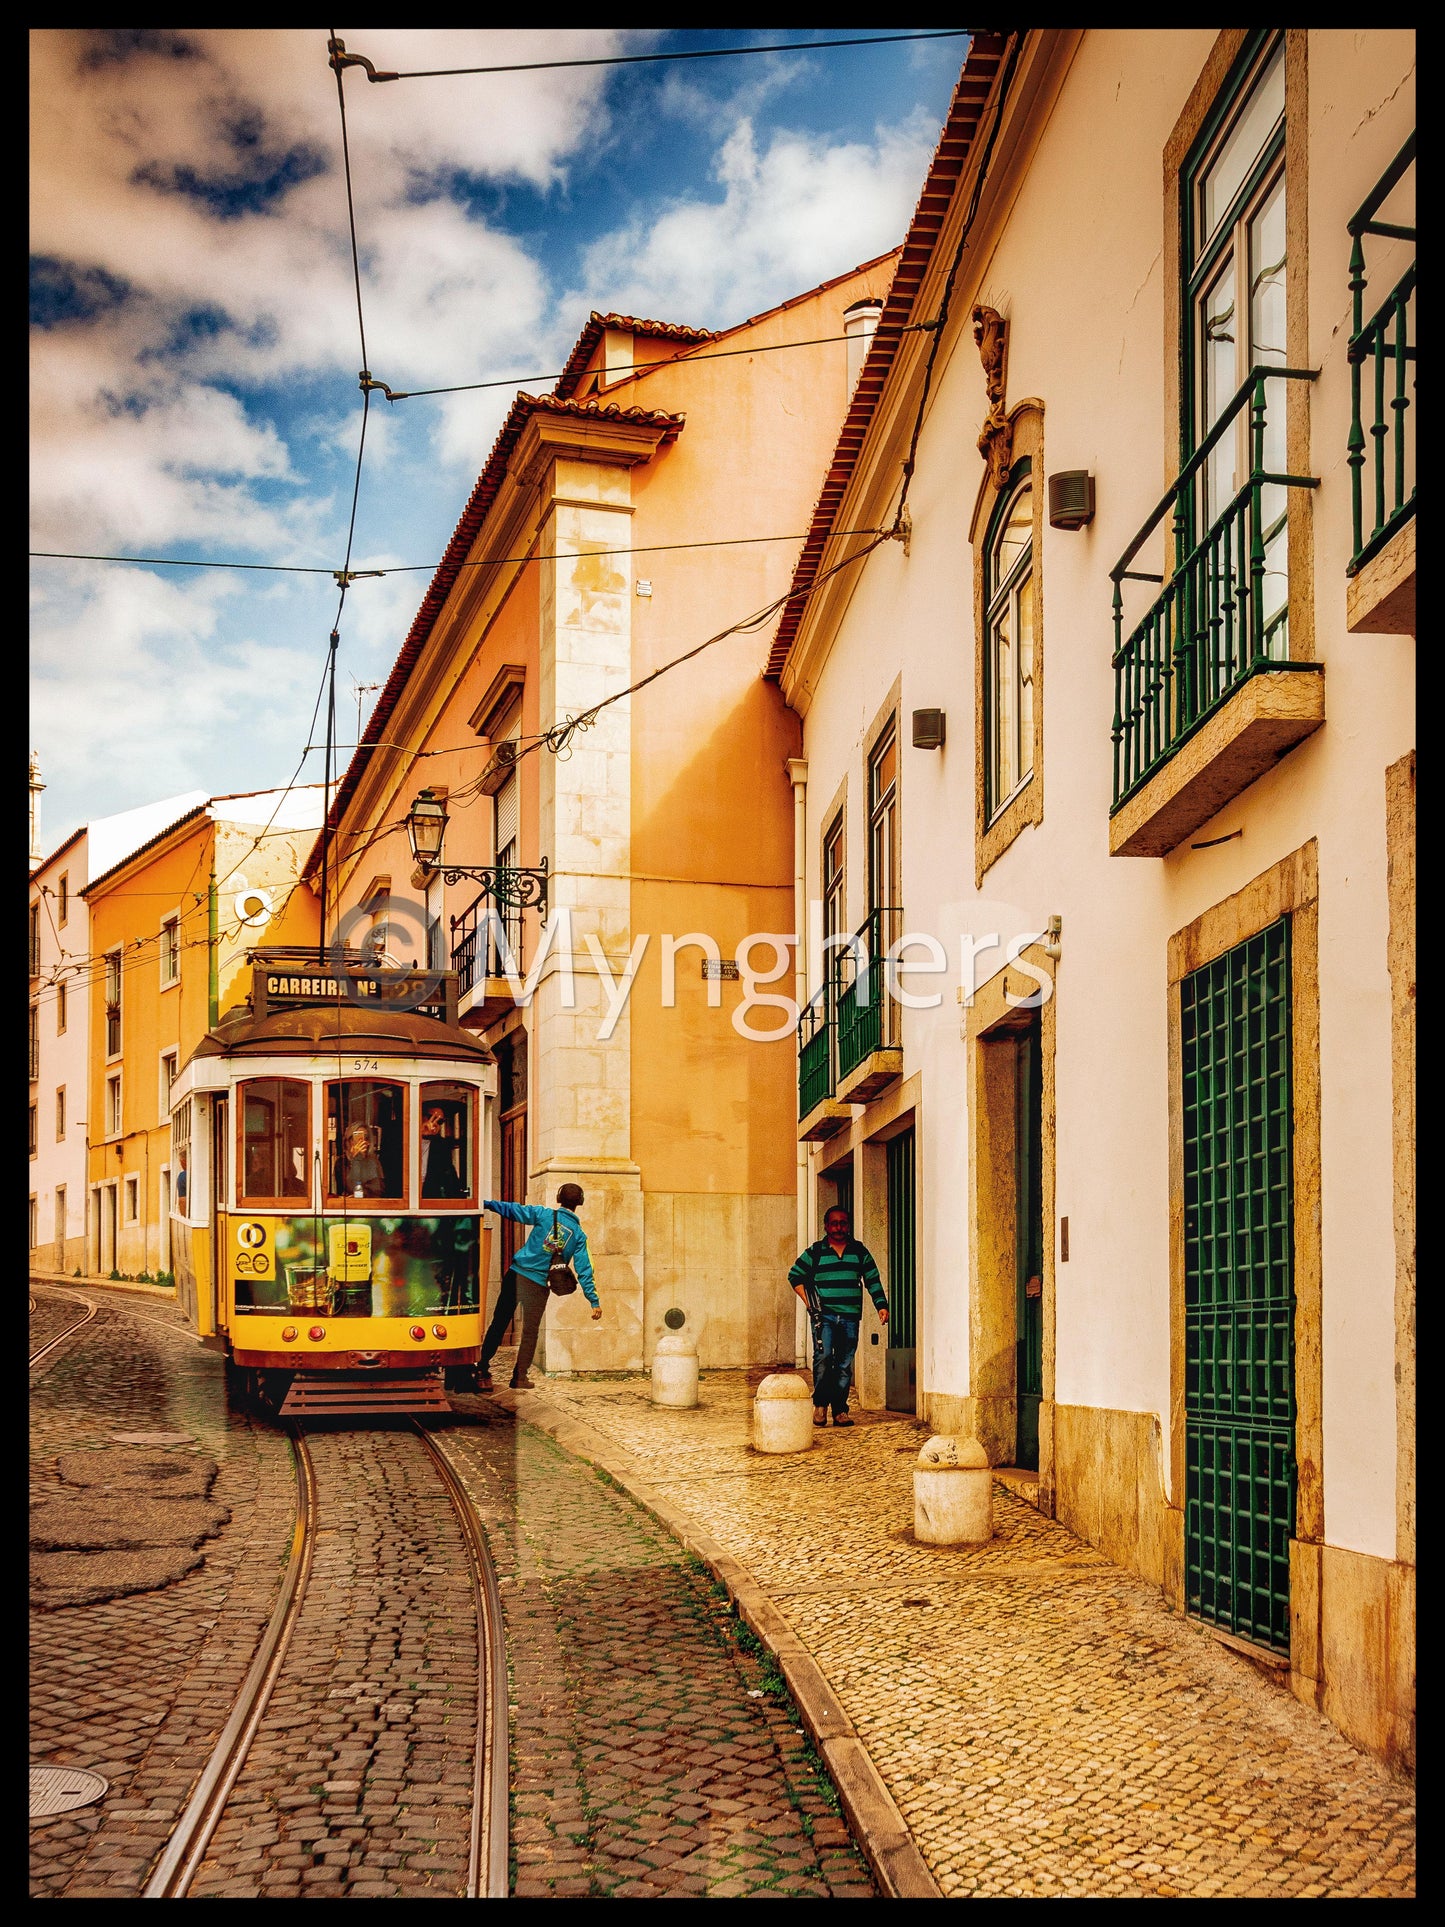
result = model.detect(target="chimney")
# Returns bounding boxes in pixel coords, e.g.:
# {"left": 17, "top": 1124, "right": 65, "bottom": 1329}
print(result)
{"left": 29, "top": 751, "right": 44, "bottom": 873}
{"left": 843, "top": 298, "right": 883, "bottom": 394}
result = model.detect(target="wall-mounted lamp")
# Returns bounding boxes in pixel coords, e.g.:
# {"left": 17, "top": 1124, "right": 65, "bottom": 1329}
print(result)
{"left": 1048, "top": 471, "right": 1095, "bottom": 531}
{"left": 912, "top": 708, "right": 946, "bottom": 749}
{"left": 407, "top": 786, "right": 549, "bottom": 916}
{"left": 405, "top": 787, "right": 448, "bottom": 868}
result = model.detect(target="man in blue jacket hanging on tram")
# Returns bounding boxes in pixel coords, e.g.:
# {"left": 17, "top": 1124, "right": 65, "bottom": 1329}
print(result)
{"left": 475, "top": 1182, "right": 601, "bottom": 1390}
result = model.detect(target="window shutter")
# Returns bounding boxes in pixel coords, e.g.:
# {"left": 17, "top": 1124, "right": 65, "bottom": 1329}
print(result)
{"left": 494, "top": 768, "right": 518, "bottom": 858}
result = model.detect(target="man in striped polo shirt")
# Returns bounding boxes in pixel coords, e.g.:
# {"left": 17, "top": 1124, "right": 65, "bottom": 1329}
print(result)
{"left": 789, "top": 1207, "right": 889, "bottom": 1427}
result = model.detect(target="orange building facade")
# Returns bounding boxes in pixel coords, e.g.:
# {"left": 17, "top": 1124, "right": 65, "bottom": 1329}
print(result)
{"left": 314, "top": 264, "right": 897, "bottom": 1372}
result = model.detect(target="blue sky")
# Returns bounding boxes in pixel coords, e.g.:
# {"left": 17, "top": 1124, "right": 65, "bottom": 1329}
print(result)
{"left": 30, "top": 28, "right": 964, "bottom": 851}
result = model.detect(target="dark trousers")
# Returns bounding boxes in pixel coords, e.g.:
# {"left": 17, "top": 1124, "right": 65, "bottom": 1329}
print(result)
{"left": 481, "top": 1267, "right": 550, "bottom": 1379}
{"left": 810, "top": 1312, "right": 861, "bottom": 1415}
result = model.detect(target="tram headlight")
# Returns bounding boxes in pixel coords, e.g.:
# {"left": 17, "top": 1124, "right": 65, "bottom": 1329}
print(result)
{"left": 409, "top": 1324, "right": 426, "bottom": 1341}
{"left": 432, "top": 1323, "right": 447, "bottom": 1339}
{"left": 308, "top": 1325, "right": 326, "bottom": 1341}
{"left": 281, "top": 1326, "right": 298, "bottom": 1342}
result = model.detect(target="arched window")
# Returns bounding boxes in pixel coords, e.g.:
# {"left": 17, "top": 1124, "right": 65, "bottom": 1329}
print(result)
{"left": 984, "top": 463, "right": 1036, "bottom": 819}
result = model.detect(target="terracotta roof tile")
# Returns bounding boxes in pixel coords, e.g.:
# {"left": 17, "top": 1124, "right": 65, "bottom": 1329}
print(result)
{"left": 765, "top": 35, "right": 1008, "bottom": 682}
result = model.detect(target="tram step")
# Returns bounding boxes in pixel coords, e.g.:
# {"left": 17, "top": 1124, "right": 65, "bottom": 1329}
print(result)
{"left": 278, "top": 1372, "right": 450, "bottom": 1417}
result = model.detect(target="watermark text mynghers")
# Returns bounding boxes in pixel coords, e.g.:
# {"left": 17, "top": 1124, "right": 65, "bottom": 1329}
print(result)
{"left": 327, "top": 897, "right": 1054, "bottom": 1039}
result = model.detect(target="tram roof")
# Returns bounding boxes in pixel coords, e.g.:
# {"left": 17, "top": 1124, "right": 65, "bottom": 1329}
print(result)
{"left": 191, "top": 1000, "right": 495, "bottom": 1067}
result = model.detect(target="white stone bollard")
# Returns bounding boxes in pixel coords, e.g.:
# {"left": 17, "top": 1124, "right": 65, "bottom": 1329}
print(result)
{"left": 651, "top": 1331, "right": 699, "bottom": 1408}
{"left": 753, "top": 1372, "right": 815, "bottom": 1454}
{"left": 913, "top": 1435, "right": 993, "bottom": 1544}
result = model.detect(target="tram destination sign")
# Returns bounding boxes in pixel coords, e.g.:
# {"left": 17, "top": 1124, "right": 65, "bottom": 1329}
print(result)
{"left": 252, "top": 963, "right": 457, "bottom": 1027}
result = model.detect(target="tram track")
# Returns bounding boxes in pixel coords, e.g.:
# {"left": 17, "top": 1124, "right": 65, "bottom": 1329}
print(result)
{"left": 28, "top": 1288, "right": 99, "bottom": 1369}
{"left": 143, "top": 1418, "right": 508, "bottom": 1900}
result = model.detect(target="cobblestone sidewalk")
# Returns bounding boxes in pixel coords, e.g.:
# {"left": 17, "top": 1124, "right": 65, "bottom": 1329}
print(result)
{"left": 502, "top": 1370, "right": 1415, "bottom": 1901}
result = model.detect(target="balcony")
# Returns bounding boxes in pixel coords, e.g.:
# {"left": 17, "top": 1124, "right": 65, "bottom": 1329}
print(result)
{"left": 797, "top": 985, "right": 851, "bottom": 1141}
{"left": 1109, "top": 368, "right": 1324, "bottom": 858}
{"left": 450, "top": 891, "right": 524, "bottom": 1030}
{"left": 1346, "top": 132, "right": 1415, "bottom": 636}
{"left": 835, "top": 907, "right": 904, "bottom": 1103}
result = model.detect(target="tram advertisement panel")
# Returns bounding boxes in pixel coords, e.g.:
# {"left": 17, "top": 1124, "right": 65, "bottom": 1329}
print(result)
{"left": 231, "top": 1215, "right": 480, "bottom": 1317}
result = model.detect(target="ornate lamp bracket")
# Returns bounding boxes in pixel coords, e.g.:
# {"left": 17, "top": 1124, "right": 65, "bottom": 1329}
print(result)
{"left": 435, "top": 856, "right": 548, "bottom": 921}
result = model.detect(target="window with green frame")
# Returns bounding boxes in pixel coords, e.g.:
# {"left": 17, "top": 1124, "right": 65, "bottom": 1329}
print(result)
{"left": 1181, "top": 32, "right": 1289, "bottom": 653}
{"left": 983, "top": 457, "right": 1035, "bottom": 820}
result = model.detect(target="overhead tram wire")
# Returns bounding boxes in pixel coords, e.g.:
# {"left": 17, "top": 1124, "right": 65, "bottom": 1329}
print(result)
{"left": 327, "top": 526, "right": 899, "bottom": 875}
{"left": 46, "top": 34, "right": 993, "bottom": 913}
{"left": 324, "top": 37, "right": 1028, "bottom": 874}
{"left": 330, "top": 29, "right": 970, "bottom": 84}
{"left": 359, "top": 321, "right": 939, "bottom": 403}
{"left": 28, "top": 524, "right": 899, "bottom": 579}
{"left": 69, "top": 27, "right": 396, "bottom": 1005}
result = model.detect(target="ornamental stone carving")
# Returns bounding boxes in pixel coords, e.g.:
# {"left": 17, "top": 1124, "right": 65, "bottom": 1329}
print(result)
{"left": 972, "top": 304, "right": 1013, "bottom": 490}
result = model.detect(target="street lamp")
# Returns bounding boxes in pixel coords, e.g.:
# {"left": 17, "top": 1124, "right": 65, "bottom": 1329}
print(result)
{"left": 406, "top": 787, "right": 448, "bottom": 868}
{"left": 405, "top": 787, "right": 549, "bottom": 918}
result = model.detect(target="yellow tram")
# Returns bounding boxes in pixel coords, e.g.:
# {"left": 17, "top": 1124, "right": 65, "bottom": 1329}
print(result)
{"left": 168, "top": 953, "right": 495, "bottom": 1415}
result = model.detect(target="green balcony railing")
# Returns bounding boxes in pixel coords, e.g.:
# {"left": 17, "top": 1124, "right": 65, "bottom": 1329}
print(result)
{"left": 1347, "top": 132, "right": 1415, "bottom": 575}
{"left": 1111, "top": 367, "right": 1320, "bottom": 811}
{"left": 797, "top": 984, "right": 834, "bottom": 1120}
{"left": 835, "top": 907, "right": 902, "bottom": 1082}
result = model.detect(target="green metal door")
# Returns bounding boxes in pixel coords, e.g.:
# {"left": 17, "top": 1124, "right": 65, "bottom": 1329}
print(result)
{"left": 1182, "top": 918, "right": 1295, "bottom": 1651}
{"left": 1015, "top": 1026, "right": 1044, "bottom": 1470}
{"left": 885, "top": 1130, "right": 916, "bottom": 1412}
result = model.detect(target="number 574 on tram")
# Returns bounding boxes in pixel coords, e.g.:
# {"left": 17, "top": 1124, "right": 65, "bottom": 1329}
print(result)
{"left": 167, "top": 960, "right": 496, "bottom": 1417}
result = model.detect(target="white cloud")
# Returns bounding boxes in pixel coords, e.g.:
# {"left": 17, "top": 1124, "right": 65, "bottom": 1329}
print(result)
{"left": 568, "top": 109, "right": 936, "bottom": 328}
{"left": 30, "top": 28, "right": 955, "bottom": 841}
{"left": 28, "top": 28, "right": 625, "bottom": 560}
{"left": 31, "top": 565, "right": 330, "bottom": 839}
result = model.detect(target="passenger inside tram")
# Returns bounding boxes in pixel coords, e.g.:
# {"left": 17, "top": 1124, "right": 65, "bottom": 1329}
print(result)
{"left": 342, "top": 1124, "right": 385, "bottom": 1198}
{"left": 326, "top": 1080, "right": 405, "bottom": 1201}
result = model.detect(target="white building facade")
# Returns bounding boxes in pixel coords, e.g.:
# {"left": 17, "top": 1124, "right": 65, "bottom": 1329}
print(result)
{"left": 30, "top": 825, "right": 91, "bottom": 1272}
{"left": 776, "top": 30, "right": 1413, "bottom": 1767}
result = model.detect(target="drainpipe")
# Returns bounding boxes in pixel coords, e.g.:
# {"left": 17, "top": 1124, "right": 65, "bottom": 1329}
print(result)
{"left": 207, "top": 866, "right": 219, "bottom": 1030}
{"left": 786, "top": 757, "right": 809, "bottom": 1367}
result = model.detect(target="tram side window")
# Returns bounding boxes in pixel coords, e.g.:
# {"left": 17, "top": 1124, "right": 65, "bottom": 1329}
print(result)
{"left": 171, "top": 1098, "right": 191, "bottom": 1219}
{"left": 239, "top": 1079, "right": 310, "bottom": 1204}
{"left": 326, "top": 1080, "right": 407, "bottom": 1203}
{"left": 420, "top": 1083, "right": 475, "bottom": 1203}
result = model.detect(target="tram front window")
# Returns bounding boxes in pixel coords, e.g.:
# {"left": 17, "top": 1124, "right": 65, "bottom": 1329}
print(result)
{"left": 238, "top": 1079, "right": 309, "bottom": 1204}
{"left": 325, "top": 1079, "right": 406, "bottom": 1205}
{"left": 420, "top": 1083, "right": 475, "bottom": 1202}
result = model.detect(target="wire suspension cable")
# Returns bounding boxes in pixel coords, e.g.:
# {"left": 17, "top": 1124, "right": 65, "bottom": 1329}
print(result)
{"left": 341, "top": 30, "right": 970, "bottom": 83}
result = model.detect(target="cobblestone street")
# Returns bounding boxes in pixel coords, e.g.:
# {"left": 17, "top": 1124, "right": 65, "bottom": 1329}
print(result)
{"left": 442, "top": 1407, "right": 875, "bottom": 1898}
{"left": 30, "top": 1289, "right": 874, "bottom": 1900}
{"left": 30, "top": 1287, "right": 295, "bottom": 1899}
{"left": 500, "top": 1369, "right": 1417, "bottom": 1900}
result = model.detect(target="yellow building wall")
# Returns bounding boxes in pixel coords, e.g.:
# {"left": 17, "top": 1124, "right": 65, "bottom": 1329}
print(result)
{"left": 85, "top": 815, "right": 320, "bottom": 1282}
{"left": 86, "top": 818, "right": 213, "bottom": 1280}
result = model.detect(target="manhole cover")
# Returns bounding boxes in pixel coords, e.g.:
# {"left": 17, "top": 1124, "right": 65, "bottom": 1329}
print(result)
{"left": 30, "top": 1767, "right": 109, "bottom": 1819}
{"left": 110, "top": 1432, "right": 194, "bottom": 1446}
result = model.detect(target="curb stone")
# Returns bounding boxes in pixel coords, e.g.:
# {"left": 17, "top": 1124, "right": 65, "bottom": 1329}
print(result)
{"left": 31, "top": 1269, "right": 177, "bottom": 1301}
{"left": 488, "top": 1388, "right": 943, "bottom": 1901}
